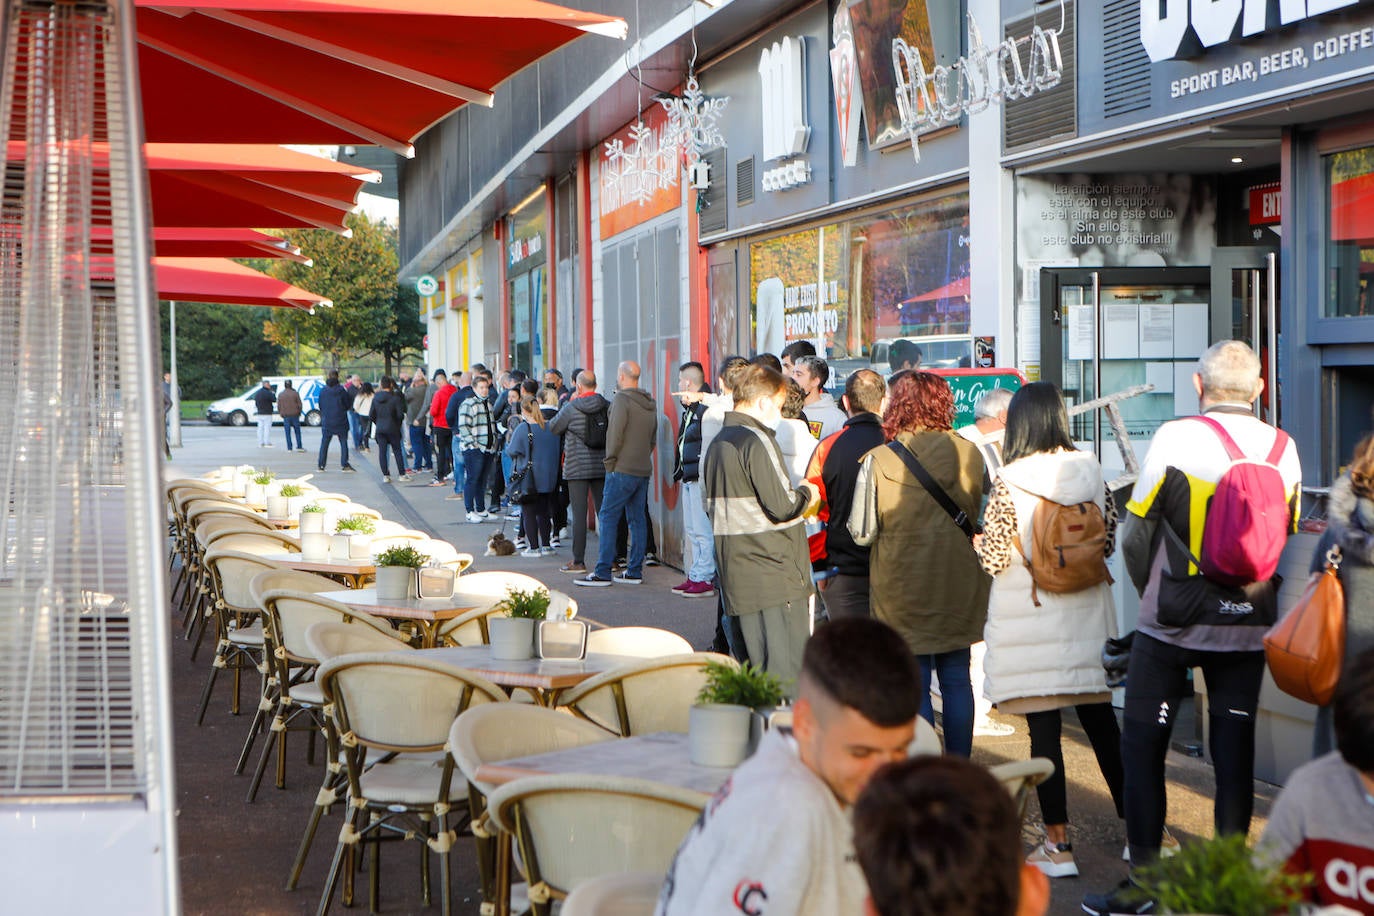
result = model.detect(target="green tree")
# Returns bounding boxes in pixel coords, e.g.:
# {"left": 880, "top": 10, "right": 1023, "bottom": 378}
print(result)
{"left": 159, "top": 302, "right": 287, "bottom": 400}
{"left": 263, "top": 212, "right": 407, "bottom": 370}
{"left": 377, "top": 283, "right": 424, "bottom": 377}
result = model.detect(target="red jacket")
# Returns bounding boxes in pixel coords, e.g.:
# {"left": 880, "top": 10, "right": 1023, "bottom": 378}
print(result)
{"left": 429, "top": 383, "right": 457, "bottom": 430}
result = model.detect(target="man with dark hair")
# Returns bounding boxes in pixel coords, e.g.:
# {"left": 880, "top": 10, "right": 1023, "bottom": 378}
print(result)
{"left": 316, "top": 371, "right": 356, "bottom": 472}
{"left": 657, "top": 619, "right": 921, "bottom": 916}
{"left": 702, "top": 365, "right": 820, "bottom": 677}
{"left": 751, "top": 352, "right": 783, "bottom": 374}
{"left": 888, "top": 339, "right": 922, "bottom": 375}
{"left": 792, "top": 354, "right": 847, "bottom": 440}
{"left": 1260, "top": 649, "right": 1374, "bottom": 913}
{"left": 854, "top": 756, "right": 1051, "bottom": 916}
{"left": 252, "top": 378, "right": 276, "bottom": 448}
{"left": 672, "top": 361, "right": 715, "bottom": 597}
{"left": 780, "top": 339, "right": 817, "bottom": 374}
{"left": 806, "top": 369, "right": 888, "bottom": 619}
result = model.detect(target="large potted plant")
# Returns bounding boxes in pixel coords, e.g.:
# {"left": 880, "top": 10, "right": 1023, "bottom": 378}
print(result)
{"left": 488, "top": 585, "right": 549, "bottom": 660}
{"left": 1132, "top": 834, "right": 1310, "bottom": 915}
{"left": 244, "top": 469, "right": 275, "bottom": 508}
{"left": 373, "top": 544, "right": 429, "bottom": 601}
{"left": 689, "top": 661, "right": 785, "bottom": 767}
{"left": 331, "top": 514, "right": 376, "bottom": 560}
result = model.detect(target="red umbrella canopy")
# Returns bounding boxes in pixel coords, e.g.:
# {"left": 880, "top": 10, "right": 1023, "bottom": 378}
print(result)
{"left": 152, "top": 257, "right": 331, "bottom": 309}
{"left": 134, "top": 0, "right": 626, "bottom": 154}
{"left": 105, "top": 228, "right": 312, "bottom": 262}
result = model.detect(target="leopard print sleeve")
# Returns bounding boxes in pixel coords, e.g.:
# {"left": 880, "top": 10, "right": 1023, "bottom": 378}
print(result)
{"left": 976, "top": 477, "right": 1018, "bottom": 576}
{"left": 1104, "top": 482, "right": 1119, "bottom": 559}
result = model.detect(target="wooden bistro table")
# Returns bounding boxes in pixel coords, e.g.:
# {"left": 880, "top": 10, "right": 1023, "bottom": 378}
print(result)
{"left": 261, "top": 553, "right": 374, "bottom": 590}
{"left": 414, "top": 645, "right": 640, "bottom": 705}
{"left": 317, "top": 587, "right": 474, "bottom": 648}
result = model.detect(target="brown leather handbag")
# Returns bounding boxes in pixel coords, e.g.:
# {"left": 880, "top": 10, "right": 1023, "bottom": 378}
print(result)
{"left": 1264, "top": 545, "right": 1346, "bottom": 706}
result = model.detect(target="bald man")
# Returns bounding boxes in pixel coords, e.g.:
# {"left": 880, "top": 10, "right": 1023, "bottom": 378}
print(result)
{"left": 575, "top": 360, "right": 658, "bottom": 587}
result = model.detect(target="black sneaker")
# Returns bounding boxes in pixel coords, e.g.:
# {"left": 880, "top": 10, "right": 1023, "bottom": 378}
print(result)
{"left": 612, "top": 572, "right": 642, "bottom": 585}
{"left": 644, "top": 553, "right": 661, "bottom": 567}
{"left": 573, "top": 573, "right": 613, "bottom": 588}
{"left": 340, "top": 465, "right": 356, "bottom": 473}
{"left": 317, "top": 466, "right": 326, "bottom": 472}
{"left": 1082, "top": 880, "right": 1155, "bottom": 916}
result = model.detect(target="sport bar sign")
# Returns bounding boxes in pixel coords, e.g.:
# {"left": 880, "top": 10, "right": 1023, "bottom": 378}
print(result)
{"left": 893, "top": 4, "right": 1064, "bottom": 162}
{"left": 1141, "top": 0, "right": 1363, "bottom": 63}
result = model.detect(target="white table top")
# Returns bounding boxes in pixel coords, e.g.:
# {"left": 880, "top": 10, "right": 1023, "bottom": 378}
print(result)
{"left": 414, "top": 645, "right": 640, "bottom": 689}
{"left": 318, "top": 587, "right": 473, "bottom": 623}
{"left": 474, "top": 732, "right": 732, "bottom": 796}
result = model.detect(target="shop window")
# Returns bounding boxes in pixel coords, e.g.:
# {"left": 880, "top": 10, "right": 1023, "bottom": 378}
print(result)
{"left": 748, "top": 192, "right": 970, "bottom": 384}
{"left": 1324, "top": 145, "right": 1374, "bottom": 318}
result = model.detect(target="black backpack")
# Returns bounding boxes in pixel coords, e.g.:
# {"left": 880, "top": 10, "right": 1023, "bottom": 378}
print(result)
{"left": 583, "top": 403, "right": 609, "bottom": 449}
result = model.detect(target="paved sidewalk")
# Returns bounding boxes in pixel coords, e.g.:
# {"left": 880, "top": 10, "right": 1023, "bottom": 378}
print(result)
{"left": 168, "top": 424, "right": 1278, "bottom": 916}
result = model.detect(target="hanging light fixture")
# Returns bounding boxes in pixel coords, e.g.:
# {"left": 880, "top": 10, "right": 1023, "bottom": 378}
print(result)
{"left": 601, "top": 0, "right": 680, "bottom": 208}
{"left": 658, "top": 3, "right": 728, "bottom": 170}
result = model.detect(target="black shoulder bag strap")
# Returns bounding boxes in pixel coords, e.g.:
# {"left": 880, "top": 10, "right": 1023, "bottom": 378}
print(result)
{"left": 887, "top": 441, "right": 976, "bottom": 541}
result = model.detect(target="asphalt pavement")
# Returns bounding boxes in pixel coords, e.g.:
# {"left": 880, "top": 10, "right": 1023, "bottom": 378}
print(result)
{"left": 167, "top": 423, "right": 1278, "bottom": 916}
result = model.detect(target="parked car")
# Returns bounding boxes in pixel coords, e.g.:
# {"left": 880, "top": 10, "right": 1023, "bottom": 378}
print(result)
{"left": 205, "top": 376, "right": 323, "bottom": 427}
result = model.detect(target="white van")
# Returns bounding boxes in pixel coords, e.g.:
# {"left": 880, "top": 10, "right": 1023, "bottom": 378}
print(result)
{"left": 204, "top": 376, "right": 324, "bottom": 427}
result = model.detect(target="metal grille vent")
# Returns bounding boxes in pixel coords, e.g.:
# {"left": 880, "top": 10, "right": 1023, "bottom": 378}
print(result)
{"left": 1003, "top": 0, "right": 1078, "bottom": 153}
{"left": 735, "top": 156, "right": 755, "bottom": 207}
{"left": 698, "top": 148, "right": 727, "bottom": 234}
{"left": 1102, "top": 0, "right": 1151, "bottom": 117}
{"left": 0, "top": 0, "right": 159, "bottom": 797}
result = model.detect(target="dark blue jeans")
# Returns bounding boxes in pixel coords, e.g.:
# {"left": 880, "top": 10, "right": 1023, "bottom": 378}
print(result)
{"left": 347, "top": 411, "right": 362, "bottom": 448}
{"left": 317, "top": 430, "right": 350, "bottom": 469}
{"left": 409, "top": 426, "right": 432, "bottom": 470}
{"left": 451, "top": 438, "right": 466, "bottom": 494}
{"left": 462, "top": 450, "right": 492, "bottom": 513}
{"left": 282, "top": 416, "right": 302, "bottom": 450}
{"left": 918, "top": 647, "right": 974, "bottom": 757}
{"left": 594, "top": 472, "right": 648, "bottom": 579}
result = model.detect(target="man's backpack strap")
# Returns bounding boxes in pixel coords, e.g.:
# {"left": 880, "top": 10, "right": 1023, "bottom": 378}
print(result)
{"left": 887, "top": 441, "right": 976, "bottom": 541}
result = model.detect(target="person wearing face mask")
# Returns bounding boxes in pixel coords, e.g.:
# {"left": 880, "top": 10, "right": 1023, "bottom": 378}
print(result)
{"left": 702, "top": 364, "right": 821, "bottom": 687}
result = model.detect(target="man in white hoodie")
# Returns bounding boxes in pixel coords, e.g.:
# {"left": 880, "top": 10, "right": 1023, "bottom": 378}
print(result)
{"left": 656, "top": 619, "right": 920, "bottom": 916}
{"left": 791, "top": 355, "right": 847, "bottom": 440}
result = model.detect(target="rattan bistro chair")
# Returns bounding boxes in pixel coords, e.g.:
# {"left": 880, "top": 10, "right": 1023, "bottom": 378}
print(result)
{"left": 448, "top": 705, "right": 615, "bottom": 913}
{"left": 486, "top": 775, "right": 708, "bottom": 916}
{"left": 556, "top": 653, "right": 736, "bottom": 737}
{"left": 560, "top": 872, "right": 663, "bottom": 916}
{"left": 196, "top": 548, "right": 281, "bottom": 724}
{"left": 313, "top": 653, "right": 508, "bottom": 916}
{"left": 436, "top": 571, "right": 543, "bottom": 646}
{"left": 584, "top": 627, "right": 692, "bottom": 659}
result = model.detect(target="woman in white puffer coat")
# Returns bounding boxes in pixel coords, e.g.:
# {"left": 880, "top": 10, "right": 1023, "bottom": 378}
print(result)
{"left": 973, "top": 382, "right": 1125, "bottom": 881}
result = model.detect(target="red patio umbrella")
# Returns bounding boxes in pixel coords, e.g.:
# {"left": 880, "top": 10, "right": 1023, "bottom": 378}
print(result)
{"left": 152, "top": 257, "right": 331, "bottom": 309}
{"left": 134, "top": 0, "right": 627, "bottom": 154}
{"left": 94, "top": 227, "right": 313, "bottom": 262}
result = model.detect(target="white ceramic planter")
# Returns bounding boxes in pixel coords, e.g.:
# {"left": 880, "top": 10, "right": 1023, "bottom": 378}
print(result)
{"left": 284, "top": 495, "right": 305, "bottom": 517}
{"left": 266, "top": 495, "right": 288, "bottom": 518}
{"left": 244, "top": 481, "right": 269, "bottom": 508}
{"left": 374, "top": 566, "right": 415, "bottom": 601}
{"left": 689, "top": 704, "right": 752, "bottom": 767}
{"left": 488, "top": 617, "right": 536, "bottom": 661}
{"left": 331, "top": 533, "right": 372, "bottom": 560}
{"left": 298, "top": 511, "right": 325, "bottom": 534}
{"left": 300, "top": 532, "right": 331, "bottom": 561}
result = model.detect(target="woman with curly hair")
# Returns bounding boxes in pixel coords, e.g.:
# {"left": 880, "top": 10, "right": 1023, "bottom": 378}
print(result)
{"left": 848, "top": 371, "right": 989, "bottom": 756}
{"left": 1309, "top": 432, "right": 1374, "bottom": 755}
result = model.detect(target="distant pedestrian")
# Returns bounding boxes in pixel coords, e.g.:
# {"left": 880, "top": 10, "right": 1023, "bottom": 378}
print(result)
{"left": 278, "top": 379, "right": 304, "bottom": 451}
{"left": 849, "top": 371, "right": 989, "bottom": 756}
{"left": 672, "top": 361, "right": 714, "bottom": 598}
{"left": 506, "top": 395, "right": 561, "bottom": 557}
{"left": 445, "top": 371, "right": 476, "bottom": 501}
{"left": 574, "top": 360, "right": 656, "bottom": 588}
{"left": 369, "top": 376, "right": 407, "bottom": 482}
{"left": 791, "top": 355, "right": 846, "bottom": 440}
{"left": 779, "top": 340, "right": 816, "bottom": 376}
{"left": 252, "top": 378, "right": 276, "bottom": 448}
{"left": 353, "top": 383, "right": 375, "bottom": 452}
{"left": 316, "top": 371, "right": 356, "bottom": 472}
{"left": 429, "top": 369, "right": 457, "bottom": 485}
{"left": 457, "top": 374, "right": 499, "bottom": 522}
{"left": 344, "top": 374, "right": 363, "bottom": 448}
{"left": 549, "top": 370, "right": 609, "bottom": 576}
{"left": 405, "top": 369, "right": 431, "bottom": 473}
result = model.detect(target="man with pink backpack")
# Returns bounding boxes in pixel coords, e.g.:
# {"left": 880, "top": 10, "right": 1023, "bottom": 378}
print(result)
{"left": 1083, "top": 341, "right": 1302, "bottom": 916}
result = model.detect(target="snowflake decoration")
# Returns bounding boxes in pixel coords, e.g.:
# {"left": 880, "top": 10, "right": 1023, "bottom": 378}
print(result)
{"left": 658, "top": 74, "right": 728, "bottom": 167}
{"left": 602, "top": 119, "right": 678, "bottom": 209}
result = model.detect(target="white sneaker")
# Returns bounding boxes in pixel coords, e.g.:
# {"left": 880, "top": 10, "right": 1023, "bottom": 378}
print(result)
{"left": 520, "top": 548, "right": 542, "bottom": 558}
{"left": 1123, "top": 827, "right": 1181, "bottom": 861}
{"left": 557, "top": 527, "right": 570, "bottom": 540}
{"left": 466, "top": 512, "right": 484, "bottom": 524}
{"left": 540, "top": 546, "right": 556, "bottom": 556}
{"left": 1026, "top": 840, "right": 1078, "bottom": 878}
{"left": 548, "top": 537, "right": 562, "bottom": 548}
{"left": 514, "top": 537, "right": 528, "bottom": 550}
{"left": 382, "top": 476, "right": 392, "bottom": 483}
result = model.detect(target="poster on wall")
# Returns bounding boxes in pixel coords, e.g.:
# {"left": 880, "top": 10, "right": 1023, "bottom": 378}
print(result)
{"left": 849, "top": 0, "right": 943, "bottom": 150}
{"left": 1015, "top": 174, "right": 1217, "bottom": 367}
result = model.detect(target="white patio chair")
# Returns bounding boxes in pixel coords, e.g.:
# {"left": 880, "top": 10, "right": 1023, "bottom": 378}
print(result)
{"left": 555, "top": 653, "right": 736, "bottom": 737}
{"left": 448, "top": 705, "right": 615, "bottom": 913}
{"left": 585, "top": 627, "right": 692, "bottom": 658}
{"left": 486, "top": 774, "right": 707, "bottom": 916}
{"left": 437, "top": 571, "right": 544, "bottom": 646}
{"left": 561, "top": 872, "right": 663, "bottom": 916}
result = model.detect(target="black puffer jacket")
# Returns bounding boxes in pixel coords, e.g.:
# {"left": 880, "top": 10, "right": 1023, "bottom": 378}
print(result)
{"left": 674, "top": 400, "right": 708, "bottom": 483}
{"left": 549, "top": 394, "right": 609, "bottom": 481}
{"left": 369, "top": 389, "right": 406, "bottom": 439}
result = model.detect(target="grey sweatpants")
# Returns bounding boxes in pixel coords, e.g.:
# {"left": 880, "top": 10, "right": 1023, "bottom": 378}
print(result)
{"left": 736, "top": 596, "right": 813, "bottom": 698}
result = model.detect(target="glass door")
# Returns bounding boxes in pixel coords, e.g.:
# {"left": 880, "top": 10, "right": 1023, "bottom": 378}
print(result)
{"left": 1211, "top": 247, "right": 1279, "bottom": 425}
{"left": 1039, "top": 267, "right": 1213, "bottom": 468}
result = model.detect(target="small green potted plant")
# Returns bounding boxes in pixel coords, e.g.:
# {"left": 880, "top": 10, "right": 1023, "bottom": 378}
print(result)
{"left": 488, "top": 585, "right": 550, "bottom": 660}
{"left": 689, "top": 661, "right": 785, "bottom": 767}
{"left": 267, "top": 481, "right": 306, "bottom": 518}
{"left": 331, "top": 514, "right": 376, "bottom": 560}
{"left": 1132, "top": 834, "right": 1311, "bottom": 916}
{"left": 373, "top": 544, "right": 430, "bottom": 601}
{"left": 298, "top": 501, "right": 327, "bottom": 537}
{"left": 245, "top": 469, "right": 276, "bottom": 508}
